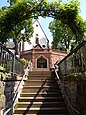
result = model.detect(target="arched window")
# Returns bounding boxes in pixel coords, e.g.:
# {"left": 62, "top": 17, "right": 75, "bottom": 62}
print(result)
{"left": 37, "top": 57, "right": 47, "bottom": 68}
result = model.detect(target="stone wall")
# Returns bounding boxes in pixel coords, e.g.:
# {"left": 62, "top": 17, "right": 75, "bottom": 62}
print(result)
{"left": 62, "top": 77, "right": 77, "bottom": 108}
{"left": 61, "top": 76, "right": 86, "bottom": 114}
{"left": 77, "top": 80, "right": 86, "bottom": 115}
{"left": 0, "top": 81, "right": 5, "bottom": 114}
{"left": 2, "top": 74, "right": 23, "bottom": 115}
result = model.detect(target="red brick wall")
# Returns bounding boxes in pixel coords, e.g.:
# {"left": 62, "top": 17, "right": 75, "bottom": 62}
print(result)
{"left": 51, "top": 49, "right": 67, "bottom": 65}
{"left": 32, "top": 49, "right": 51, "bottom": 69}
{"left": 20, "top": 48, "right": 67, "bottom": 70}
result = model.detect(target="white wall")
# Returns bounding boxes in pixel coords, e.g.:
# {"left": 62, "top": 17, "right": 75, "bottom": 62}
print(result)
{"left": 24, "top": 20, "right": 48, "bottom": 50}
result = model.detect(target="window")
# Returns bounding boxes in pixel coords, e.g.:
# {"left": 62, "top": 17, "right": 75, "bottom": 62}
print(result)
{"left": 36, "top": 34, "right": 39, "bottom": 36}
{"left": 36, "top": 24, "right": 38, "bottom": 27}
{"left": 37, "top": 57, "right": 47, "bottom": 68}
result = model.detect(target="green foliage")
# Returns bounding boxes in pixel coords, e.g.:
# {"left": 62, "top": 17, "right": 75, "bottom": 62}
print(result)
{"left": 65, "top": 71, "right": 86, "bottom": 80}
{"left": 49, "top": 14, "right": 86, "bottom": 51}
{"left": 0, "top": 66, "right": 11, "bottom": 79}
{"left": 0, "top": 94, "right": 5, "bottom": 100}
{"left": 0, "top": 0, "right": 85, "bottom": 44}
{"left": 0, "top": 66, "right": 5, "bottom": 71}
{"left": 20, "top": 58, "right": 28, "bottom": 68}
{"left": 0, "top": 72, "right": 7, "bottom": 79}
{"left": 49, "top": 19, "right": 76, "bottom": 51}
{"left": 5, "top": 0, "right": 33, "bottom": 55}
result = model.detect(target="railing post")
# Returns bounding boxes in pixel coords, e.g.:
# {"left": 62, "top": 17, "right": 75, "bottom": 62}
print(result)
{"left": 11, "top": 54, "right": 15, "bottom": 76}
{"left": 0, "top": 47, "right": 3, "bottom": 67}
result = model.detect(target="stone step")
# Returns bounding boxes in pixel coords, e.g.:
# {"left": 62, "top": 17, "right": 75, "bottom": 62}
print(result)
{"left": 14, "top": 107, "right": 67, "bottom": 114}
{"left": 24, "top": 80, "right": 57, "bottom": 86}
{"left": 28, "top": 75, "right": 51, "bottom": 78}
{"left": 28, "top": 75, "right": 50, "bottom": 79}
{"left": 23, "top": 85, "right": 59, "bottom": 89}
{"left": 16, "top": 101, "right": 65, "bottom": 108}
{"left": 29, "top": 71, "right": 51, "bottom": 75}
{"left": 25, "top": 80, "right": 47, "bottom": 82}
{"left": 13, "top": 71, "right": 68, "bottom": 115}
{"left": 22, "top": 86, "right": 60, "bottom": 93}
{"left": 14, "top": 114, "right": 68, "bottom": 115}
{"left": 25, "top": 80, "right": 47, "bottom": 86}
{"left": 25, "top": 79, "right": 57, "bottom": 82}
{"left": 20, "top": 92, "right": 62, "bottom": 97}
{"left": 18, "top": 96, "right": 64, "bottom": 102}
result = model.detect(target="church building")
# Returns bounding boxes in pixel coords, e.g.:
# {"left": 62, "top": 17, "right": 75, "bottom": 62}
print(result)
{"left": 20, "top": 20, "right": 67, "bottom": 71}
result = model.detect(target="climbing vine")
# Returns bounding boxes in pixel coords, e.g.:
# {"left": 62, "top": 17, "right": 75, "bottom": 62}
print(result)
{"left": 0, "top": 0, "right": 84, "bottom": 42}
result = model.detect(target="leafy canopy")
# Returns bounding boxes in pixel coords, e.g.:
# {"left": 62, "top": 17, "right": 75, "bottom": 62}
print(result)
{"left": 49, "top": 19, "right": 75, "bottom": 51}
{"left": 1, "top": 0, "right": 33, "bottom": 55}
{"left": 49, "top": 17, "right": 86, "bottom": 51}
{"left": 0, "top": 0, "right": 85, "bottom": 42}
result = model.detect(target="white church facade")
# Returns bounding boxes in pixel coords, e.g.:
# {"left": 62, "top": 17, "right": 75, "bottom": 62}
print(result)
{"left": 20, "top": 20, "right": 67, "bottom": 71}
{"left": 20, "top": 20, "right": 49, "bottom": 51}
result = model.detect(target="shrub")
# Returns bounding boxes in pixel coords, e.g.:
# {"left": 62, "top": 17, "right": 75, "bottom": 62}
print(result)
{"left": 20, "top": 58, "right": 28, "bottom": 68}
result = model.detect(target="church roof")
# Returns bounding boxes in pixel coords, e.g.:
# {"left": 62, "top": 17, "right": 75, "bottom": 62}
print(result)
{"left": 34, "top": 43, "right": 43, "bottom": 49}
{"left": 33, "top": 19, "right": 49, "bottom": 41}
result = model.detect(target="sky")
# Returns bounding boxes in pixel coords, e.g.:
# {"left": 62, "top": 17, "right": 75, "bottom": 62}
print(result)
{"left": 0, "top": 0, "right": 86, "bottom": 44}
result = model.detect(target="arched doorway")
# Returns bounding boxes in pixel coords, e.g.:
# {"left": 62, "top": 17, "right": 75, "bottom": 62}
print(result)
{"left": 37, "top": 58, "right": 47, "bottom": 68}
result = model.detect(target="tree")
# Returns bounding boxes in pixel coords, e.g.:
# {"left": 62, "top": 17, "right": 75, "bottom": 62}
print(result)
{"left": 7, "top": 0, "right": 27, "bottom": 6}
{"left": 2, "top": 0, "right": 34, "bottom": 55}
{"left": 49, "top": 19, "right": 74, "bottom": 51}
{"left": 0, "top": 0, "right": 85, "bottom": 46}
{"left": 49, "top": 18, "right": 86, "bottom": 51}
{"left": 9, "top": 19, "right": 33, "bottom": 55}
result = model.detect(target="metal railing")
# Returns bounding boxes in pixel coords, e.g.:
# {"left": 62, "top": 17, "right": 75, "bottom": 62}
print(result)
{"left": 57, "top": 41, "right": 86, "bottom": 77}
{"left": 0, "top": 43, "right": 25, "bottom": 115}
{"left": 0, "top": 43, "right": 24, "bottom": 76}
{"left": 54, "top": 66, "right": 80, "bottom": 115}
{"left": 3, "top": 66, "right": 32, "bottom": 115}
{"left": 54, "top": 41, "right": 86, "bottom": 115}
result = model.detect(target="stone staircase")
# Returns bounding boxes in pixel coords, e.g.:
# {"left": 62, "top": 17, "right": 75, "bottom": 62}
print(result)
{"left": 13, "top": 71, "right": 68, "bottom": 115}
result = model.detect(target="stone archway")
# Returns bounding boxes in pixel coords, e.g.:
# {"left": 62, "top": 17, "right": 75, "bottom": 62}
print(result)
{"left": 37, "top": 57, "right": 47, "bottom": 68}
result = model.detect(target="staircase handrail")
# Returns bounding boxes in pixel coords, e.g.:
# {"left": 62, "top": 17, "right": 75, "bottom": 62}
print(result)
{"left": 0, "top": 43, "right": 25, "bottom": 115}
{"left": 54, "top": 41, "right": 86, "bottom": 114}
{"left": 54, "top": 65, "right": 80, "bottom": 115}
{"left": 57, "top": 41, "right": 86, "bottom": 65}
{"left": 3, "top": 65, "right": 32, "bottom": 115}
